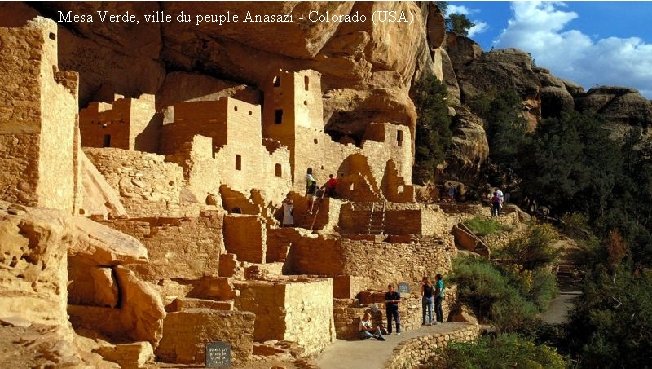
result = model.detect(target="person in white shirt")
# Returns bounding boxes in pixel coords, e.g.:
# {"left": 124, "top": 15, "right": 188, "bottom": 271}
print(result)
{"left": 359, "top": 311, "right": 385, "bottom": 340}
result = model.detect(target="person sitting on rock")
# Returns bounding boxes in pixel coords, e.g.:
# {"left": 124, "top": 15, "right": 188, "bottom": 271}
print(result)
{"left": 359, "top": 311, "right": 385, "bottom": 340}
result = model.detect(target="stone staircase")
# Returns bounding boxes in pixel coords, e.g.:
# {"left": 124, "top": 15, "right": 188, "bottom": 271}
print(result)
{"left": 367, "top": 201, "right": 386, "bottom": 234}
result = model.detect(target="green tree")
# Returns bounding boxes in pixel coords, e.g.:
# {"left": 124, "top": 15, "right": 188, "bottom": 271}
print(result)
{"left": 411, "top": 73, "right": 452, "bottom": 184}
{"left": 518, "top": 111, "right": 621, "bottom": 217}
{"left": 446, "top": 13, "right": 475, "bottom": 36}
{"left": 483, "top": 90, "right": 529, "bottom": 169}
{"left": 566, "top": 266, "right": 652, "bottom": 369}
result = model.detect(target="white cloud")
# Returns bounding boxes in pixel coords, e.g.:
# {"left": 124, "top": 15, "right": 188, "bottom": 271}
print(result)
{"left": 446, "top": 5, "right": 489, "bottom": 37}
{"left": 446, "top": 5, "right": 475, "bottom": 16}
{"left": 494, "top": 1, "right": 652, "bottom": 98}
{"left": 468, "top": 22, "right": 489, "bottom": 38}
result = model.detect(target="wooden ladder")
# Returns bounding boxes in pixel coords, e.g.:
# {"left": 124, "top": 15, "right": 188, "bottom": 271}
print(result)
{"left": 367, "top": 201, "right": 386, "bottom": 235}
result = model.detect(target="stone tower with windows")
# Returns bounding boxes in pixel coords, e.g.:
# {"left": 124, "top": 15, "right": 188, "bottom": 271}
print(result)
{"left": 262, "top": 70, "right": 326, "bottom": 191}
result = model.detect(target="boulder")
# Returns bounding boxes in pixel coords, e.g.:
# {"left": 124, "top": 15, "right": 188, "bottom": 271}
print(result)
{"left": 0, "top": 203, "right": 72, "bottom": 329}
{"left": 115, "top": 267, "right": 166, "bottom": 346}
{"left": 70, "top": 216, "right": 148, "bottom": 265}
{"left": 95, "top": 342, "right": 154, "bottom": 369}
{"left": 448, "top": 304, "right": 478, "bottom": 325}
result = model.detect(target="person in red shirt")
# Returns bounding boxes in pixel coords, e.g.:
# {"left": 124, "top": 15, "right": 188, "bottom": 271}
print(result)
{"left": 323, "top": 174, "right": 338, "bottom": 198}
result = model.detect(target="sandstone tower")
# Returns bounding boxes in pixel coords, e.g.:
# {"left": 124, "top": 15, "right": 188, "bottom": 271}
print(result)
{"left": 0, "top": 17, "right": 81, "bottom": 214}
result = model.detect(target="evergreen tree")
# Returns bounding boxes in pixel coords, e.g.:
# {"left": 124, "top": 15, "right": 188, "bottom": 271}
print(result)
{"left": 411, "top": 73, "right": 452, "bottom": 184}
{"left": 446, "top": 13, "right": 475, "bottom": 36}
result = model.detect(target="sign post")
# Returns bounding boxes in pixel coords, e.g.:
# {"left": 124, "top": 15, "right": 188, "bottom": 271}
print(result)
{"left": 206, "top": 342, "right": 231, "bottom": 368}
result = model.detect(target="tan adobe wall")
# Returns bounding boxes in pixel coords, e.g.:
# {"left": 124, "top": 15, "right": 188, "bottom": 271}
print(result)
{"left": 0, "top": 18, "right": 80, "bottom": 213}
{"left": 334, "top": 286, "right": 459, "bottom": 340}
{"left": 84, "top": 148, "right": 185, "bottom": 217}
{"left": 339, "top": 203, "right": 448, "bottom": 236}
{"left": 261, "top": 70, "right": 414, "bottom": 202}
{"left": 129, "top": 94, "right": 159, "bottom": 152}
{"left": 103, "top": 211, "right": 224, "bottom": 282}
{"left": 160, "top": 100, "right": 228, "bottom": 154}
{"left": 286, "top": 236, "right": 456, "bottom": 292}
{"left": 163, "top": 98, "right": 292, "bottom": 205}
{"left": 165, "top": 135, "right": 221, "bottom": 205}
{"left": 0, "top": 135, "right": 40, "bottom": 207}
{"left": 385, "top": 323, "right": 480, "bottom": 369}
{"left": 235, "top": 278, "right": 335, "bottom": 356}
{"left": 80, "top": 94, "right": 159, "bottom": 152}
{"left": 80, "top": 99, "right": 132, "bottom": 149}
{"left": 223, "top": 215, "right": 267, "bottom": 263}
{"left": 283, "top": 279, "right": 336, "bottom": 354}
{"left": 156, "top": 309, "right": 255, "bottom": 364}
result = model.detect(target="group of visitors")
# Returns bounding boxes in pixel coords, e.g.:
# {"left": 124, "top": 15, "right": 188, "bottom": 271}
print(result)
{"left": 280, "top": 169, "right": 340, "bottom": 227}
{"left": 306, "top": 168, "right": 338, "bottom": 213}
{"left": 420, "top": 274, "right": 445, "bottom": 326}
{"left": 358, "top": 275, "right": 446, "bottom": 341}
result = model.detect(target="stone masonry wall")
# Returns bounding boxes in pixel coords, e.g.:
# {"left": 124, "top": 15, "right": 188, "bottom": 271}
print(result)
{"left": 0, "top": 18, "right": 79, "bottom": 213}
{"left": 286, "top": 236, "right": 456, "bottom": 292}
{"left": 156, "top": 309, "right": 255, "bottom": 364}
{"left": 284, "top": 279, "right": 336, "bottom": 355}
{"left": 334, "top": 286, "right": 459, "bottom": 340}
{"left": 223, "top": 214, "right": 267, "bottom": 263}
{"left": 339, "top": 203, "right": 448, "bottom": 236}
{"left": 102, "top": 210, "right": 224, "bottom": 282}
{"left": 79, "top": 94, "right": 159, "bottom": 152}
{"left": 385, "top": 323, "right": 479, "bottom": 369}
{"left": 84, "top": 147, "right": 186, "bottom": 217}
{"left": 235, "top": 278, "right": 335, "bottom": 356}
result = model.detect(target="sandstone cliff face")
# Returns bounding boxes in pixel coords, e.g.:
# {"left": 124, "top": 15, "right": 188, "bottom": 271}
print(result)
{"left": 1, "top": 1, "right": 442, "bottom": 142}
{"left": 575, "top": 87, "right": 652, "bottom": 136}
{"left": 447, "top": 107, "right": 489, "bottom": 182}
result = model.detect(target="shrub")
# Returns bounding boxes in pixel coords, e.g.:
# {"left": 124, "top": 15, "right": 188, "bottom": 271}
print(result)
{"left": 463, "top": 216, "right": 507, "bottom": 236}
{"left": 451, "top": 257, "right": 542, "bottom": 332}
{"left": 498, "top": 224, "right": 560, "bottom": 271}
{"left": 434, "top": 334, "right": 567, "bottom": 369}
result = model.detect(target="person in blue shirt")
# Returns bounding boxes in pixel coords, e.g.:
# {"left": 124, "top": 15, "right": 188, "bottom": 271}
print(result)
{"left": 435, "top": 274, "right": 445, "bottom": 323}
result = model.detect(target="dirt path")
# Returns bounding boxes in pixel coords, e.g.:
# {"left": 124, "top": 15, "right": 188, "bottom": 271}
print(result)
{"left": 316, "top": 322, "right": 473, "bottom": 369}
{"left": 540, "top": 291, "right": 582, "bottom": 324}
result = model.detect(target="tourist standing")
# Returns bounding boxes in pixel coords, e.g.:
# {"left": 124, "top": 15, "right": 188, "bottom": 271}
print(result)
{"left": 281, "top": 194, "right": 294, "bottom": 227}
{"left": 305, "top": 168, "right": 317, "bottom": 212}
{"left": 323, "top": 174, "right": 338, "bottom": 198}
{"left": 384, "top": 284, "right": 401, "bottom": 335}
{"left": 435, "top": 274, "right": 445, "bottom": 323}
{"left": 421, "top": 276, "right": 434, "bottom": 326}
{"left": 491, "top": 191, "right": 501, "bottom": 217}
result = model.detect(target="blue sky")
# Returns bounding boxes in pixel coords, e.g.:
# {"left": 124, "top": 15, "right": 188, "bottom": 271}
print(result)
{"left": 446, "top": 1, "right": 652, "bottom": 98}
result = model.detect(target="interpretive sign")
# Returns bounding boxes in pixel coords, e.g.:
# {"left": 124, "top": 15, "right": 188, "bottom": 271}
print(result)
{"left": 206, "top": 341, "right": 231, "bottom": 368}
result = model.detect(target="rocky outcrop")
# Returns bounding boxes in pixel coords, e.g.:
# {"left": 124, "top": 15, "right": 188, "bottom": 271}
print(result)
{"left": 0, "top": 201, "right": 164, "bottom": 366}
{"left": 0, "top": 202, "right": 73, "bottom": 331}
{"left": 447, "top": 107, "right": 489, "bottom": 181}
{"left": 156, "top": 72, "right": 261, "bottom": 110}
{"left": 535, "top": 67, "right": 576, "bottom": 118}
{"left": 575, "top": 87, "right": 652, "bottom": 133}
